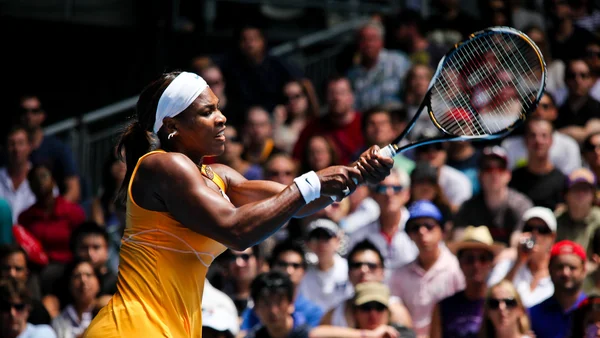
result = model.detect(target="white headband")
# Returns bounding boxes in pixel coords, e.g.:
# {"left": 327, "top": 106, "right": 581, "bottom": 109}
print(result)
{"left": 153, "top": 72, "right": 208, "bottom": 133}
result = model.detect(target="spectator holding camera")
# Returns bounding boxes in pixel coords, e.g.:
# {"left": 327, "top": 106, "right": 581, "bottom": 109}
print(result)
{"left": 487, "top": 207, "right": 557, "bottom": 308}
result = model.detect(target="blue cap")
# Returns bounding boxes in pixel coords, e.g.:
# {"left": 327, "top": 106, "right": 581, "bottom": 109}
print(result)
{"left": 407, "top": 200, "right": 443, "bottom": 223}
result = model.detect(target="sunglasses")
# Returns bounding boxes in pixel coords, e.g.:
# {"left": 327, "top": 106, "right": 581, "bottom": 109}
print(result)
{"left": 371, "top": 184, "right": 403, "bottom": 195}
{"left": 228, "top": 253, "right": 252, "bottom": 262}
{"left": 266, "top": 170, "right": 293, "bottom": 177}
{"left": 566, "top": 72, "right": 591, "bottom": 80}
{"left": 0, "top": 302, "right": 27, "bottom": 312}
{"left": 460, "top": 252, "right": 493, "bottom": 265}
{"left": 309, "top": 230, "right": 335, "bottom": 241}
{"left": 406, "top": 221, "right": 438, "bottom": 233}
{"left": 349, "top": 261, "right": 381, "bottom": 270}
{"left": 285, "top": 93, "right": 304, "bottom": 103}
{"left": 487, "top": 298, "right": 518, "bottom": 310}
{"left": 274, "top": 260, "right": 303, "bottom": 270}
{"left": 21, "top": 107, "right": 42, "bottom": 114}
{"left": 522, "top": 224, "right": 552, "bottom": 235}
{"left": 357, "top": 302, "right": 387, "bottom": 312}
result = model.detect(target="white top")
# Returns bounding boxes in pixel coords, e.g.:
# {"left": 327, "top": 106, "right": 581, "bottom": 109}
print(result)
{"left": 51, "top": 305, "right": 93, "bottom": 338}
{"left": 341, "top": 197, "right": 380, "bottom": 234}
{"left": 0, "top": 167, "right": 35, "bottom": 223}
{"left": 298, "top": 254, "right": 353, "bottom": 312}
{"left": 17, "top": 323, "right": 56, "bottom": 338}
{"left": 439, "top": 165, "right": 473, "bottom": 207}
{"left": 501, "top": 132, "right": 582, "bottom": 175}
{"left": 202, "top": 279, "right": 240, "bottom": 335}
{"left": 487, "top": 259, "right": 554, "bottom": 308}
{"left": 346, "top": 206, "right": 418, "bottom": 283}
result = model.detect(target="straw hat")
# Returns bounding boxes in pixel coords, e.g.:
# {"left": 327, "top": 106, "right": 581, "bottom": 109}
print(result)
{"left": 447, "top": 225, "right": 505, "bottom": 256}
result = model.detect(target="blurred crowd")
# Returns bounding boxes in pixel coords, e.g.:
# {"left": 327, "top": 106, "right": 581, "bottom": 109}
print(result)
{"left": 5, "top": 0, "right": 600, "bottom": 337}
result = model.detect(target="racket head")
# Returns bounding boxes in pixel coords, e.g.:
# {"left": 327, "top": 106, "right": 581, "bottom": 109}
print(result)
{"left": 394, "top": 26, "right": 546, "bottom": 152}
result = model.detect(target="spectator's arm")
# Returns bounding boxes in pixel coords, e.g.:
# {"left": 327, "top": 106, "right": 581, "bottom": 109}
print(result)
{"left": 62, "top": 175, "right": 81, "bottom": 203}
{"left": 558, "top": 118, "right": 600, "bottom": 144}
{"left": 389, "top": 301, "right": 412, "bottom": 327}
{"left": 310, "top": 325, "right": 399, "bottom": 338}
{"left": 429, "top": 304, "right": 442, "bottom": 338}
{"left": 42, "top": 294, "right": 60, "bottom": 318}
{"left": 90, "top": 198, "right": 105, "bottom": 225}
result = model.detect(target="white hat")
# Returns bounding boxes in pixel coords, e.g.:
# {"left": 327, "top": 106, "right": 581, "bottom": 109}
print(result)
{"left": 307, "top": 218, "right": 340, "bottom": 237}
{"left": 522, "top": 207, "right": 557, "bottom": 232}
{"left": 202, "top": 280, "right": 239, "bottom": 335}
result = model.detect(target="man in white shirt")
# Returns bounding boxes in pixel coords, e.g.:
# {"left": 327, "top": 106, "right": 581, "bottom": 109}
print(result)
{"left": 501, "top": 92, "right": 581, "bottom": 175}
{"left": 487, "top": 207, "right": 557, "bottom": 308}
{"left": 0, "top": 126, "right": 35, "bottom": 223}
{"left": 298, "top": 218, "right": 353, "bottom": 312}
{"left": 346, "top": 164, "right": 418, "bottom": 280}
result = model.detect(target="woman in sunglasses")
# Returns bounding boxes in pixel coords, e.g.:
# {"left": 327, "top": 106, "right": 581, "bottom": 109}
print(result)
{"left": 479, "top": 280, "right": 532, "bottom": 338}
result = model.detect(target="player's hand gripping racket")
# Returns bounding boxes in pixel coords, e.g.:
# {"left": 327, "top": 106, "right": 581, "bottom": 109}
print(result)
{"left": 340, "top": 26, "right": 546, "bottom": 198}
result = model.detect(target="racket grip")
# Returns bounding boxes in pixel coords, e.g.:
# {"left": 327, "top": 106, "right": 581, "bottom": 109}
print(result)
{"left": 380, "top": 144, "right": 398, "bottom": 158}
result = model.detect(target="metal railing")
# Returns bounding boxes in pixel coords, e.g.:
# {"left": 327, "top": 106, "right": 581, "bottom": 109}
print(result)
{"left": 44, "top": 16, "right": 369, "bottom": 197}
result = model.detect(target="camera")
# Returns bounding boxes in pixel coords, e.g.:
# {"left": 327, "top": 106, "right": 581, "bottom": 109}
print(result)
{"left": 520, "top": 236, "right": 536, "bottom": 252}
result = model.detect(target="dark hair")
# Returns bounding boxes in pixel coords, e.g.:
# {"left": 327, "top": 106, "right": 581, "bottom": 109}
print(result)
{"left": 268, "top": 240, "right": 307, "bottom": 270}
{"left": 571, "top": 295, "right": 600, "bottom": 337}
{"left": 0, "top": 244, "right": 28, "bottom": 265}
{"left": 0, "top": 277, "right": 32, "bottom": 306}
{"left": 592, "top": 228, "right": 600, "bottom": 256}
{"left": 282, "top": 78, "right": 321, "bottom": 121}
{"left": 394, "top": 9, "right": 427, "bottom": 35}
{"left": 300, "top": 135, "right": 340, "bottom": 173}
{"left": 250, "top": 270, "right": 295, "bottom": 305}
{"left": 100, "top": 150, "right": 124, "bottom": 213}
{"left": 224, "top": 245, "right": 261, "bottom": 261}
{"left": 233, "top": 21, "right": 265, "bottom": 42}
{"left": 27, "top": 164, "right": 53, "bottom": 187}
{"left": 69, "top": 221, "right": 109, "bottom": 254}
{"left": 116, "top": 71, "right": 181, "bottom": 205}
{"left": 60, "top": 259, "right": 101, "bottom": 307}
{"left": 361, "top": 106, "right": 392, "bottom": 135}
{"left": 5, "top": 124, "right": 30, "bottom": 143}
{"left": 346, "top": 240, "right": 385, "bottom": 268}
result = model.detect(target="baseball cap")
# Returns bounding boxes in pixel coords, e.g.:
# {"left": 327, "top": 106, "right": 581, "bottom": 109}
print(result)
{"left": 407, "top": 200, "right": 443, "bottom": 223}
{"left": 522, "top": 207, "right": 557, "bottom": 232}
{"left": 353, "top": 282, "right": 390, "bottom": 307}
{"left": 480, "top": 146, "right": 508, "bottom": 168}
{"left": 550, "top": 240, "right": 586, "bottom": 262}
{"left": 567, "top": 168, "right": 596, "bottom": 189}
{"left": 307, "top": 218, "right": 339, "bottom": 237}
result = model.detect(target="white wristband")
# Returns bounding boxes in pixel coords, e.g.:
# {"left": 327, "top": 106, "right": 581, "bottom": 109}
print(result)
{"left": 293, "top": 171, "right": 321, "bottom": 204}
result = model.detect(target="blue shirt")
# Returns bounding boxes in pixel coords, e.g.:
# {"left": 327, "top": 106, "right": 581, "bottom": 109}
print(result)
{"left": 241, "top": 294, "right": 323, "bottom": 331}
{"left": 529, "top": 292, "right": 587, "bottom": 338}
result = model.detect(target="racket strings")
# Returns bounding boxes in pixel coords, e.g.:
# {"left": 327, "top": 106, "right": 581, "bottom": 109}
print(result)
{"left": 431, "top": 32, "right": 543, "bottom": 137}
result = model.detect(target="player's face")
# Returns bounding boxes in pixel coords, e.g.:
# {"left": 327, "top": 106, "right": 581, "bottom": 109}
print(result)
{"left": 174, "top": 89, "right": 227, "bottom": 158}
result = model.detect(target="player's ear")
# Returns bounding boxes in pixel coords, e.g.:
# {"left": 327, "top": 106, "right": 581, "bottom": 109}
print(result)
{"left": 163, "top": 117, "right": 178, "bottom": 135}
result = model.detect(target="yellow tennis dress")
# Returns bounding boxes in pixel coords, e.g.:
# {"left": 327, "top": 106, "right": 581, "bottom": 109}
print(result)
{"left": 84, "top": 150, "right": 228, "bottom": 337}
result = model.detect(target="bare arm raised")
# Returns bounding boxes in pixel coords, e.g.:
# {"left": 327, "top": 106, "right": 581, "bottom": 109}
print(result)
{"left": 132, "top": 152, "right": 361, "bottom": 250}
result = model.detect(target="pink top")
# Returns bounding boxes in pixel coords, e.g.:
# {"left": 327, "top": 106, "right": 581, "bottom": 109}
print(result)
{"left": 388, "top": 246, "right": 465, "bottom": 336}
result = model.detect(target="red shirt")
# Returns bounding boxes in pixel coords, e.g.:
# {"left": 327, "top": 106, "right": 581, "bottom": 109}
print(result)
{"left": 292, "top": 112, "right": 364, "bottom": 165}
{"left": 18, "top": 196, "right": 85, "bottom": 263}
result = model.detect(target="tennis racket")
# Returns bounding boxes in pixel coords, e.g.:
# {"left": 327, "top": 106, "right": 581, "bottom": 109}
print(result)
{"left": 339, "top": 26, "right": 546, "bottom": 198}
{"left": 379, "top": 26, "right": 546, "bottom": 158}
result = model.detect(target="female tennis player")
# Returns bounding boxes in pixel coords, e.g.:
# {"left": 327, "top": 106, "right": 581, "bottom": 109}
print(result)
{"left": 83, "top": 71, "right": 393, "bottom": 337}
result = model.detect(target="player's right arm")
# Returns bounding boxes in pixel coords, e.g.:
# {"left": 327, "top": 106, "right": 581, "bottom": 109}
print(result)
{"left": 132, "top": 152, "right": 360, "bottom": 250}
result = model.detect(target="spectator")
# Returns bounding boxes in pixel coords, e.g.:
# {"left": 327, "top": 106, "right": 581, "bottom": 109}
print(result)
{"left": 0, "top": 245, "right": 49, "bottom": 325}
{"left": 347, "top": 20, "right": 411, "bottom": 111}
{"left": 431, "top": 226, "right": 504, "bottom": 338}
{"left": 218, "top": 22, "right": 302, "bottom": 116}
{"left": 403, "top": 65, "right": 436, "bottom": 140}
{"left": 201, "top": 279, "right": 239, "bottom": 338}
{"left": 546, "top": 0, "right": 596, "bottom": 62}
{"left": 414, "top": 142, "right": 473, "bottom": 210}
{"left": 509, "top": 3, "right": 545, "bottom": 31}
{"left": 299, "top": 219, "right": 352, "bottom": 312}
{"left": 221, "top": 246, "right": 261, "bottom": 316}
{"left": 389, "top": 200, "right": 465, "bottom": 336}
{"left": 446, "top": 141, "right": 482, "bottom": 196}
{"left": 426, "top": 0, "right": 481, "bottom": 45}
{"left": 487, "top": 207, "right": 557, "bottom": 308}
{"left": 556, "top": 168, "right": 600, "bottom": 256}
{"left": 191, "top": 57, "right": 235, "bottom": 128}
{"left": 293, "top": 76, "right": 364, "bottom": 165}
{"left": 501, "top": 92, "right": 581, "bottom": 175}
{"left": 409, "top": 161, "right": 454, "bottom": 228}
{"left": 347, "top": 165, "right": 417, "bottom": 279}
{"left": 478, "top": 280, "right": 532, "bottom": 338}
{"left": 18, "top": 165, "right": 85, "bottom": 297}
{"left": 88, "top": 151, "right": 125, "bottom": 273}
{"left": 245, "top": 271, "right": 311, "bottom": 338}
{"left": 0, "top": 277, "right": 55, "bottom": 338}
{"left": 51, "top": 260, "right": 100, "bottom": 338}
{"left": 570, "top": 295, "right": 600, "bottom": 338}
{"left": 300, "top": 136, "right": 340, "bottom": 174}
{"left": 0, "top": 125, "right": 36, "bottom": 224}
{"left": 583, "top": 228, "right": 600, "bottom": 295}
{"left": 216, "top": 126, "right": 263, "bottom": 180}
{"left": 523, "top": 27, "right": 565, "bottom": 104}
{"left": 454, "top": 146, "right": 533, "bottom": 245}
{"left": 555, "top": 59, "right": 600, "bottom": 143}
{"left": 582, "top": 132, "right": 600, "bottom": 191}
{"left": 242, "top": 106, "right": 284, "bottom": 166}
{"left": 18, "top": 95, "right": 80, "bottom": 203}
{"left": 311, "top": 282, "right": 416, "bottom": 338}
{"left": 509, "top": 117, "right": 566, "bottom": 210}
{"left": 264, "top": 154, "right": 298, "bottom": 186}
{"left": 584, "top": 39, "right": 600, "bottom": 103}
{"left": 388, "top": 10, "right": 446, "bottom": 68}
{"left": 529, "top": 240, "right": 587, "bottom": 338}
{"left": 272, "top": 79, "right": 320, "bottom": 153}
{"left": 241, "top": 241, "right": 323, "bottom": 332}
{"left": 319, "top": 240, "right": 412, "bottom": 329}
